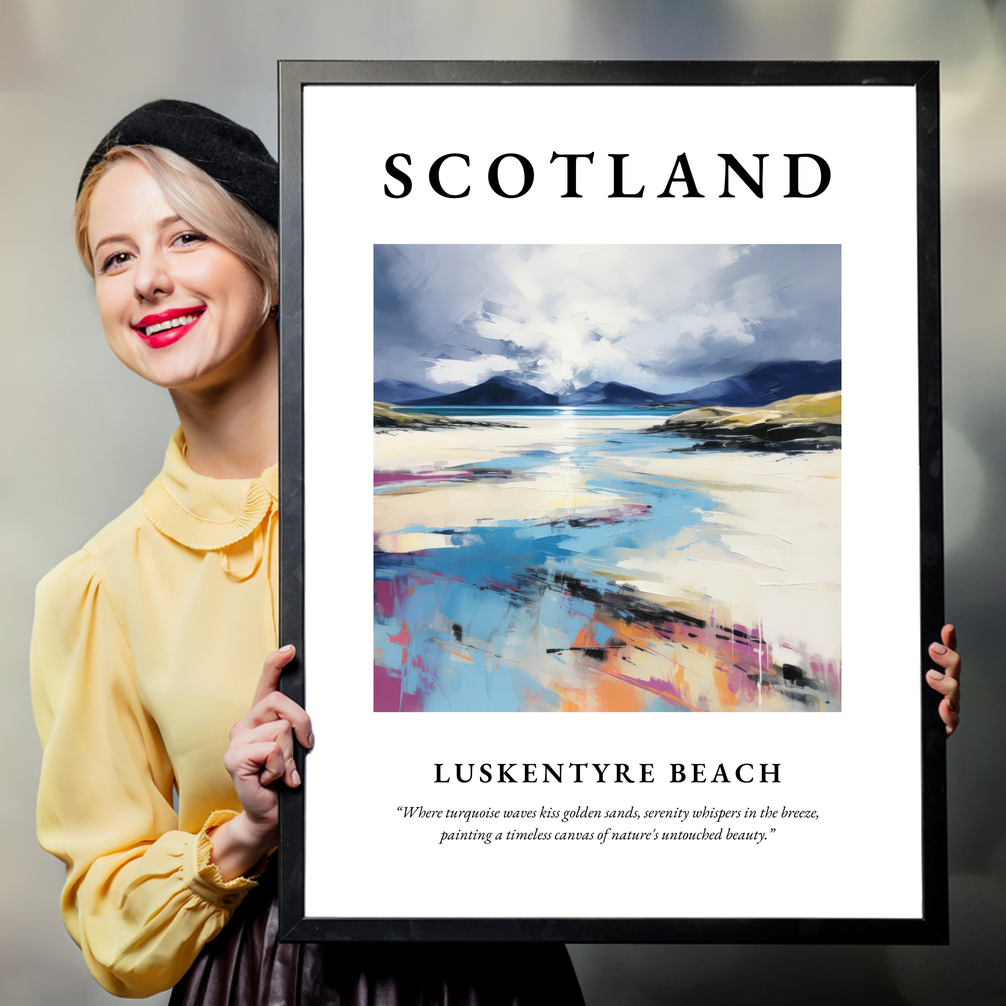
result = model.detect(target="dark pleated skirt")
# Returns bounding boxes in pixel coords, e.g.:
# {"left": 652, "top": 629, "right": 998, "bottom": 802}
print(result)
{"left": 169, "top": 869, "right": 585, "bottom": 1006}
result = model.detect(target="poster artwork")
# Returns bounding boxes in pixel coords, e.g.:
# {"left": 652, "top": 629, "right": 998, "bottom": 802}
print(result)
{"left": 289, "top": 63, "right": 942, "bottom": 941}
{"left": 373, "top": 243, "right": 841, "bottom": 713}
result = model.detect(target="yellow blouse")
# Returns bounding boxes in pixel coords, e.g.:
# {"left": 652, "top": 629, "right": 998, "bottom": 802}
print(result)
{"left": 31, "top": 429, "right": 279, "bottom": 998}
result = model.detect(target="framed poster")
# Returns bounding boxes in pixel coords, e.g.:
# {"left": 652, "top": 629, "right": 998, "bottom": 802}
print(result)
{"left": 277, "top": 61, "right": 946, "bottom": 943}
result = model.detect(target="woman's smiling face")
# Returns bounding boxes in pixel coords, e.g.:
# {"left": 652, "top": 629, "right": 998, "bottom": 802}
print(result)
{"left": 88, "top": 158, "right": 269, "bottom": 392}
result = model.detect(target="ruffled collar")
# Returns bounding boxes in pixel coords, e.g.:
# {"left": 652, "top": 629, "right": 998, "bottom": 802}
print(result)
{"left": 143, "top": 428, "right": 278, "bottom": 551}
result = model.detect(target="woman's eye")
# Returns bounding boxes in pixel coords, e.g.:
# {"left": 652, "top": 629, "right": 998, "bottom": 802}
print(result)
{"left": 173, "top": 231, "right": 208, "bottom": 248}
{"left": 101, "top": 251, "right": 132, "bottom": 273}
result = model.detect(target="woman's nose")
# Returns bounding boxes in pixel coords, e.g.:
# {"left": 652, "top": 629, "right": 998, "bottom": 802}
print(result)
{"left": 133, "top": 249, "right": 173, "bottom": 302}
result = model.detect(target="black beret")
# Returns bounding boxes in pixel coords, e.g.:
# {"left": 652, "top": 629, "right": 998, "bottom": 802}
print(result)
{"left": 78, "top": 99, "right": 278, "bottom": 228}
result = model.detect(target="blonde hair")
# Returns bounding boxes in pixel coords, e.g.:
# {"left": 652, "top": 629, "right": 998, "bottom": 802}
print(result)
{"left": 75, "top": 145, "right": 278, "bottom": 322}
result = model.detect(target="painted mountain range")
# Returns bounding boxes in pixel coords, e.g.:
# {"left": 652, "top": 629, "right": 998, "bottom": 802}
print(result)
{"left": 372, "top": 379, "right": 439, "bottom": 404}
{"left": 409, "top": 376, "right": 560, "bottom": 407}
{"left": 374, "top": 360, "right": 841, "bottom": 408}
{"left": 658, "top": 360, "right": 842, "bottom": 407}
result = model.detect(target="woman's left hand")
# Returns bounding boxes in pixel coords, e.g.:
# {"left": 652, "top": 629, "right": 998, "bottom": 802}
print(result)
{"left": 926, "top": 624, "right": 961, "bottom": 737}
{"left": 209, "top": 645, "right": 313, "bottom": 881}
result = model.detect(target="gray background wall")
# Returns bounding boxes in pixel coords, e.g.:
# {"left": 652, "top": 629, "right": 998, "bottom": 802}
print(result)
{"left": 1, "top": 2, "right": 1002, "bottom": 1003}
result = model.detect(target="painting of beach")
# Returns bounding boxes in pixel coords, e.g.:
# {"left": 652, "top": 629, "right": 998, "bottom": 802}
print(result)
{"left": 374, "top": 244, "right": 841, "bottom": 712}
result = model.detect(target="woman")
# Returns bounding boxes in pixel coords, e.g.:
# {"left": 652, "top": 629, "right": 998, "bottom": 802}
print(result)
{"left": 31, "top": 100, "right": 586, "bottom": 1003}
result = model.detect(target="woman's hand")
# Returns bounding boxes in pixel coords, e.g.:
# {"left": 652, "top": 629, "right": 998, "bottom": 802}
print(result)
{"left": 209, "top": 645, "right": 314, "bottom": 881}
{"left": 926, "top": 624, "right": 961, "bottom": 738}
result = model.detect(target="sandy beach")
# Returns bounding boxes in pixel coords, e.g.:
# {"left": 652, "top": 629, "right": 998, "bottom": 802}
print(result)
{"left": 374, "top": 415, "right": 840, "bottom": 712}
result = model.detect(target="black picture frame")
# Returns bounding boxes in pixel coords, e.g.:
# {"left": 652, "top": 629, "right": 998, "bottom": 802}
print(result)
{"left": 277, "top": 60, "right": 945, "bottom": 944}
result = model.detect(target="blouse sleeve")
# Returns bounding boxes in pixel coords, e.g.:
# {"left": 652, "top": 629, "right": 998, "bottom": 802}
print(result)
{"left": 31, "top": 549, "right": 262, "bottom": 998}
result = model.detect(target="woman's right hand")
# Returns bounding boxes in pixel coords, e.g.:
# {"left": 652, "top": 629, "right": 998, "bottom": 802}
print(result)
{"left": 926, "top": 624, "right": 961, "bottom": 737}
{"left": 209, "top": 645, "right": 314, "bottom": 881}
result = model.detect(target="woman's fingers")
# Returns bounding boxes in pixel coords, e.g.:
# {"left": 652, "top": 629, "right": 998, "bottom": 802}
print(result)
{"left": 925, "top": 668, "right": 959, "bottom": 703}
{"left": 252, "top": 644, "right": 296, "bottom": 707}
{"left": 941, "top": 623, "right": 958, "bottom": 653}
{"left": 230, "top": 719, "right": 302, "bottom": 788}
{"left": 241, "top": 644, "right": 314, "bottom": 749}
{"left": 929, "top": 643, "right": 960, "bottom": 677}
{"left": 928, "top": 636, "right": 961, "bottom": 684}
{"left": 223, "top": 645, "right": 311, "bottom": 810}
{"left": 259, "top": 742, "right": 289, "bottom": 787}
{"left": 927, "top": 623, "right": 961, "bottom": 737}
{"left": 218, "top": 647, "right": 309, "bottom": 845}
{"left": 254, "top": 691, "right": 314, "bottom": 748}
{"left": 924, "top": 680, "right": 960, "bottom": 736}
{"left": 224, "top": 738, "right": 287, "bottom": 788}
{"left": 940, "top": 698, "right": 960, "bottom": 736}
{"left": 232, "top": 689, "right": 314, "bottom": 750}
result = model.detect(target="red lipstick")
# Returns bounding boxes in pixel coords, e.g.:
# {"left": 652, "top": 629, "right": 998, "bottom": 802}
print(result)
{"left": 132, "top": 306, "right": 206, "bottom": 349}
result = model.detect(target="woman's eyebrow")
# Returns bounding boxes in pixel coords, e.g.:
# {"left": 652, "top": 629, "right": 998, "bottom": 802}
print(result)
{"left": 92, "top": 216, "right": 185, "bottom": 257}
{"left": 92, "top": 232, "right": 133, "bottom": 256}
